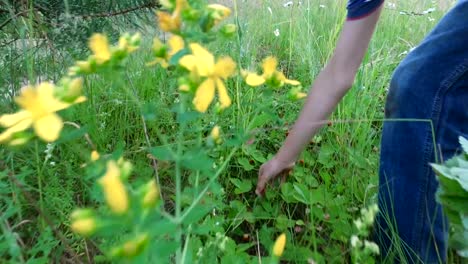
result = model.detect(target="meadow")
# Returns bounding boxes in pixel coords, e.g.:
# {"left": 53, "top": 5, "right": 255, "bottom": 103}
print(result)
{"left": 0, "top": 0, "right": 463, "bottom": 263}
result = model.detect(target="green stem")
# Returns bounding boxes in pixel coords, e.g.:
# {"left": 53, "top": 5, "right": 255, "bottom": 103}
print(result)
{"left": 179, "top": 147, "right": 238, "bottom": 222}
{"left": 34, "top": 141, "right": 44, "bottom": 227}
{"left": 175, "top": 97, "right": 186, "bottom": 264}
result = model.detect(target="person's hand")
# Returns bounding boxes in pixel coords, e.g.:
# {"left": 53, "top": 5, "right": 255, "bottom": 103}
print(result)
{"left": 256, "top": 156, "right": 295, "bottom": 196}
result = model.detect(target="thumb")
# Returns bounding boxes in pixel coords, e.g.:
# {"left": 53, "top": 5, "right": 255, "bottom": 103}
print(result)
{"left": 256, "top": 165, "right": 269, "bottom": 196}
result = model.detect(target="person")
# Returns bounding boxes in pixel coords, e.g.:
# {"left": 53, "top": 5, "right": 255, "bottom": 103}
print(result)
{"left": 255, "top": 0, "right": 468, "bottom": 263}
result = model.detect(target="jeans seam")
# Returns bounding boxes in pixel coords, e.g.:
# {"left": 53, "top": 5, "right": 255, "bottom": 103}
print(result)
{"left": 414, "top": 58, "right": 468, "bottom": 258}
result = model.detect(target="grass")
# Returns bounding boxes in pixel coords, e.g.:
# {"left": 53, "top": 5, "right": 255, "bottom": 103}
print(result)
{"left": 0, "top": 0, "right": 463, "bottom": 263}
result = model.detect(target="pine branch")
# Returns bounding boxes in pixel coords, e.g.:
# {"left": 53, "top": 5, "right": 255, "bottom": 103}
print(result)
{"left": 79, "top": 1, "right": 160, "bottom": 20}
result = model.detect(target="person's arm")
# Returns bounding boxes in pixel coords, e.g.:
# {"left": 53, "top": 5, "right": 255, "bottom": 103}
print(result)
{"left": 256, "top": 6, "right": 384, "bottom": 195}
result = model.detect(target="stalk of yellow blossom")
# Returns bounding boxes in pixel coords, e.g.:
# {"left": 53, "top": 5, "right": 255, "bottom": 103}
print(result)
{"left": 179, "top": 43, "right": 236, "bottom": 112}
{"left": 272, "top": 233, "right": 286, "bottom": 257}
{"left": 98, "top": 161, "right": 129, "bottom": 214}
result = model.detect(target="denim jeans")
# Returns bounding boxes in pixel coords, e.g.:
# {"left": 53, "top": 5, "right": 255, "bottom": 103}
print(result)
{"left": 375, "top": 1, "right": 468, "bottom": 263}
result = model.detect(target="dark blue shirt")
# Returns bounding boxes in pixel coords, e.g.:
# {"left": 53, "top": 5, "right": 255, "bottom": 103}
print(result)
{"left": 347, "top": 0, "right": 384, "bottom": 20}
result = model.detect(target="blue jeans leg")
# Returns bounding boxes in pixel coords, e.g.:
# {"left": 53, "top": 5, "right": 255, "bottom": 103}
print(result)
{"left": 375, "top": 1, "right": 468, "bottom": 263}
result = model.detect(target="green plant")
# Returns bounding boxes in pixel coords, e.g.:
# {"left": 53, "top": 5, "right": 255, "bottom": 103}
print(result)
{"left": 431, "top": 136, "right": 468, "bottom": 259}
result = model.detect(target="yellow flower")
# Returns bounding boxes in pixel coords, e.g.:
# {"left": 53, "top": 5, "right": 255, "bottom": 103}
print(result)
{"left": 70, "top": 209, "right": 96, "bottom": 237}
{"left": 90, "top": 150, "right": 100, "bottom": 161}
{"left": 118, "top": 32, "right": 141, "bottom": 53}
{"left": 273, "top": 233, "right": 286, "bottom": 257}
{"left": 156, "top": 0, "right": 187, "bottom": 32}
{"left": 58, "top": 77, "right": 87, "bottom": 103}
{"left": 122, "top": 233, "right": 149, "bottom": 257}
{"left": 0, "top": 82, "right": 79, "bottom": 143}
{"left": 71, "top": 218, "right": 96, "bottom": 237}
{"left": 98, "top": 161, "right": 129, "bottom": 214}
{"left": 179, "top": 43, "right": 236, "bottom": 112}
{"left": 148, "top": 35, "right": 184, "bottom": 68}
{"left": 89, "top": 34, "right": 111, "bottom": 64}
{"left": 244, "top": 56, "right": 300, "bottom": 87}
{"left": 111, "top": 233, "right": 150, "bottom": 258}
{"left": 207, "top": 4, "right": 231, "bottom": 24}
{"left": 295, "top": 92, "right": 307, "bottom": 99}
{"left": 142, "top": 180, "right": 159, "bottom": 208}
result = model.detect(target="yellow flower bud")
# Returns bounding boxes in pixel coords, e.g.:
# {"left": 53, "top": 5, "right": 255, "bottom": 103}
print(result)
{"left": 142, "top": 180, "right": 159, "bottom": 208}
{"left": 98, "top": 161, "right": 129, "bottom": 214}
{"left": 91, "top": 150, "right": 100, "bottom": 161}
{"left": 130, "top": 32, "right": 141, "bottom": 45}
{"left": 68, "top": 78, "right": 83, "bottom": 97}
{"left": 210, "top": 125, "right": 221, "bottom": 144}
{"left": 112, "top": 233, "right": 150, "bottom": 258}
{"left": 160, "top": 0, "right": 173, "bottom": 9}
{"left": 207, "top": 4, "right": 231, "bottom": 20}
{"left": 272, "top": 233, "right": 286, "bottom": 257}
{"left": 179, "top": 84, "right": 190, "bottom": 92}
{"left": 70, "top": 209, "right": 97, "bottom": 237}
{"left": 71, "top": 218, "right": 96, "bottom": 236}
{"left": 152, "top": 38, "right": 167, "bottom": 58}
{"left": 76, "top": 60, "right": 92, "bottom": 73}
{"left": 157, "top": 11, "right": 181, "bottom": 32}
{"left": 221, "top": 23, "right": 237, "bottom": 37}
{"left": 8, "top": 136, "right": 30, "bottom": 146}
{"left": 295, "top": 92, "right": 307, "bottom": 100}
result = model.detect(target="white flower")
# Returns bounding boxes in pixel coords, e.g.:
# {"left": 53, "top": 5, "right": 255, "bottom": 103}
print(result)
{"left": 319, "top": 4, "right": 326, "bottom": 8}
{"left": 274, "top": 28, "right": 280, "bottom": 37}
{"left": 283, "top": 1, "right": 293, "bottom": 7}
{"left": 422, "top": 7, "right": 436, "bottom": 14}
{"left": 428, "top": 17, "right": 435, "bottom": 22}
{"left": 364, "top": 240, "right": 380, "bottom": 255}
{"left": 387, "top": 2, "right": 396, "bottom": 9}
{"left": 196, "top": 247, "right": 203, "bottom": 257}
{"left": 350, "top": 235, "right": 361, "bottom": 248}
{"left": 44, "top": 143, "right": 55, "bottom": 162}
{"left": 354, "top": 219, "right": 363, "bottom": 230}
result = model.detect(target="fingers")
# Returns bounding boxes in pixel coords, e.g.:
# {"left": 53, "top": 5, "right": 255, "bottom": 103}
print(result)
{"left": 256, "top": 163, "right": 272, "bottom": 196}
{"left": 256, "top": 166, "right": 268, "bottom": 196}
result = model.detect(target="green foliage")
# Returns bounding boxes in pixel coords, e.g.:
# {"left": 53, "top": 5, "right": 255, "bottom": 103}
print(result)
{"left": 1, "top": 0, "right": 461, "bottom": 263}
{"left": 431, "top": 137, "right": 468, "bottom": 259}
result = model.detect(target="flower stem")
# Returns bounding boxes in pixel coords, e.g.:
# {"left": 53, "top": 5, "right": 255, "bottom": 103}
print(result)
{"left": 175, "top": 96, "right": 186, "bottom": 264}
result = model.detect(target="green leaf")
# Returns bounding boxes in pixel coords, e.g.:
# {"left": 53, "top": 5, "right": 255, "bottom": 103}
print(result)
{"left": 238, "top": 157, "right": 254, "bottom": 171}
{"left": 168, "top": 48, "right": 190, "bottom": 66}
{"left": 249, "top": 113, "right": 274, "bottom": 129}
{"left": 281, "top": 182, "right": 296, "bottom": 203}
{"left": 230, "top": 178, "right": 252, "bottom": 194}
{"left": 182, "top": 204, "right": 212, "bottom": 225}
{"left": 182, "top": 150, "right": 214, "bottom": 172}
{"left": 150, "top": 146, "right": 175, "bottom": 161}
{"left": 293, "top": 183, "right": 309, "bottom": 204}
{"left": 177, "top": 111, "right": 200, "bottom": 123}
